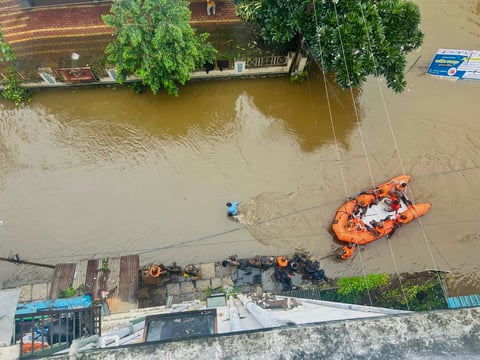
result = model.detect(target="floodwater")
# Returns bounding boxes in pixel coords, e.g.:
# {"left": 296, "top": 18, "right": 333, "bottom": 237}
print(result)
{"left": 1, "top": 0, "right": 479, "bottom": 294}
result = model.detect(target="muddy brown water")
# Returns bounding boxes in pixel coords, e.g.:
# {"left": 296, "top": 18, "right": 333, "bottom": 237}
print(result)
{"left": 1, "top": 1, "right": 479, "bottom": 295}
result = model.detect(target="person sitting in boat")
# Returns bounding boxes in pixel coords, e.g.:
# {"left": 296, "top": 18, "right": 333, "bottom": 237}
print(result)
{"left": 347, "top": 217, "right": 366, "bottom": 232}
{"left": 369, "top": 182, "right": 394, "bottom": 199}
{"left": 369, "top": 220, "right": 386, "bottom": 237}
{"left": 366, "top": 187, "right": 384, "bottom": 197}
{"left": 390, "top": 181, "right": 409, "bottom": 199}
{"left": 226, "top": 201, "right": 238, "bottom": 217}
{"left": 366, "top": 220, "right": 380, "bottom": 237}
{"left": 395, "top": 181, "right": 408, "bottom": 192}
{"left": 375, "top": 219, "right": 396, "bottom": 238}
{"left": 353, "top": 200, "right": 371, "bottom": 217}
{"left": 390, "top": 199, "right": 401, "bottom": 212}
{"left": 389, "top": 187, "right": 402, "bottom": 199}
{"left": 357, "top": 193, "right": 376, "bottom": 209}
{"left": 397, "top": 211, "right": 414, "bottom": 225}
{"left": 384, "top": 196, "right": 401, "bottom": 213}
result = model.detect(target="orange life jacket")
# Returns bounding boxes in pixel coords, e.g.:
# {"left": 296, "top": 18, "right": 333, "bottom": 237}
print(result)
{"left": 397, "top": 206, "right": 416, "bottom": 224}
{"left": 357, "top": 193, "right": 376, "bottom": 207}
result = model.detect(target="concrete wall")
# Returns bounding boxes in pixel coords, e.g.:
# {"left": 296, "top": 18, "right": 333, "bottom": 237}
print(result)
{"left": 44, "top": 307, "right": 480, "bottom": 360}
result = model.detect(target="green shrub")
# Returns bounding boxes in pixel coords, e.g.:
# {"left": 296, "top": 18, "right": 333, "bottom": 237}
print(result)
{"left": 337, "top": 274, "right": 390, "bottom": 296}
{"left": 59, "top": 286, "right": 76, "bottom": 299}
{"left": 1, "top": 69, "right": 33, "bottom": 106}
{"left": 290, "top": 70, "right": 308, "bottom": 83}
{"left": 128, "top": 82, "right": 144, "bottom": 94}
{"left": 302, "top": 273, "right": 447, "bottom": 311}
{"left": 378, "top": 281, "right": 448, "bottom": 311}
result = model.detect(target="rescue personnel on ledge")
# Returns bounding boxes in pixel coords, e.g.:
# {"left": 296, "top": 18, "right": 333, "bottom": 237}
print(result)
{"left": 277, "top": 255, "right": 289, "bottom": 268}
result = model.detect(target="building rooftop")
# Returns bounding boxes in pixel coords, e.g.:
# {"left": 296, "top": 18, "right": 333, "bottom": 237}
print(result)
{"left": 40, "top": 306, "right": 480, "bottom": 360}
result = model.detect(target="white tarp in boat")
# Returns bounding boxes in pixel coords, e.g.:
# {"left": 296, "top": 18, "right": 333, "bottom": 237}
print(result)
{"left": 362, "top": 197, "right": 408, "bottom": 224}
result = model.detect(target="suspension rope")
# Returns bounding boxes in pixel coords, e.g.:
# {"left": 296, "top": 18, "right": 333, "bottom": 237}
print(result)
{"left": 19, "top": 215, "right": 479, "bottom": 263}
{"left": 355, "top": 0, "right": 447, "bottom": 299}
{"left": 310, "top": 4, "right": 350, "bottom": 201}
{"left": 306, "top": 4, "right": 376, "bottom": 306}
{"left": 332, "top": 1, "right": 377, "bottom": 190}
{"left": 354, "top": 0, "right": 410, "bottom": 309}
{"left": 330, "top": 0, "right": 395, "bottom": 306}
{"left": 275, "top": 2, "right": 377, "bottom": 306}
{"left": 294, "top": 1, "right": 370, "bottom": 303}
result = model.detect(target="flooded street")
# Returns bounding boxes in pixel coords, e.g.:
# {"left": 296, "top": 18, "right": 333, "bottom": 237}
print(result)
{"left": 1, "top": 0, "right": 479, "bottom": 294}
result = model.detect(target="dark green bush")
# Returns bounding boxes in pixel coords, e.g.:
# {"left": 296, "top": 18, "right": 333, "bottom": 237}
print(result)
{"left": 336, "top": 273, "right": 390, "bottom": 303}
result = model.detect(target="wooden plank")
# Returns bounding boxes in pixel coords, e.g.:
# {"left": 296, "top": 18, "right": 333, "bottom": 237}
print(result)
{"left": 106, "top": 257, "right": 121, "bottom": 295}
{"left": 49, "top": 263, "right": 76, "bottom": 300}
{"left": 95, "top": 259, "right": 111, "bottom": 301}
{"left": 71, "top": 260, "right": 88, "bottom": 291}
{"left": 85, "top": 259, "right": 100, "bottom": 300}
{"left": 112, "top": 255, "right": 139, "bottom": 314}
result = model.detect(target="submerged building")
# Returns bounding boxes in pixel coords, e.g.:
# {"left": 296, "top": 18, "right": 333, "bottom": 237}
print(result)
{"left": 0, "top": 0, "right": 306, "bottom": 89}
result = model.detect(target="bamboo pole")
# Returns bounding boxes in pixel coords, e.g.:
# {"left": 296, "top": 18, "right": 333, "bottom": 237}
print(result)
{"left": 0, "top": 256, "right": 56, "bottom": 269}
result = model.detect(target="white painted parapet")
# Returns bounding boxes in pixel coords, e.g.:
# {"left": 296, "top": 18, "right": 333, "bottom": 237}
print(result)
{"left": 228, "top": 297, "right": 243, "bottom": 332}
{"left": 239, "top": 294, "right": 291, "bottom": 328}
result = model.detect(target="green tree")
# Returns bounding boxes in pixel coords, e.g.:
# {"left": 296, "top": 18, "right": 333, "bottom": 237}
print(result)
{"left": 0, "top": 29, "right": 32, "bottom": 106}
{"left": 102, "top": 0, "right": 217, "bottom": 95}
{"left": 234, "top": 0, "right": 423, "bottom": 93}
{"left": 0, "top": 30, "right": 15, "bottom": 64}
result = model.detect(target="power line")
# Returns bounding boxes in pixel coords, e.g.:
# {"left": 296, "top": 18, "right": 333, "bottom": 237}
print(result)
{"left": 17, "top": 209, "right": 480, "bottom": 264}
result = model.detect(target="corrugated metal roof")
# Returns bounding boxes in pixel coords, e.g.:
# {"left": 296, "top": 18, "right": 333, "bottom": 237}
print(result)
{"left": 447, "top": 295, "right": 480, "bottom": 309}
{"left": 48, "top": 256, "right": 139, "bottom": 314}
{"left": 49, "top": 263, "right": 76, "bottom": 300}
{"left": 115, "top": 255, "right": 139, "bottom": 314}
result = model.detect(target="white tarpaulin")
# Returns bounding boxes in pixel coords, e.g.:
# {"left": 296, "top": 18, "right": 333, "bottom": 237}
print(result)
{"left": 0, "top": 288, "right": 21, "bottom": 346}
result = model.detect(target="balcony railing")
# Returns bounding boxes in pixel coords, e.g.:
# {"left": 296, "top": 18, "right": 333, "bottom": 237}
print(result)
{"left": 246, "top": 56, "right": 288, "bottom": 68}
{"left": 15, "top": 306, "right": 102, "bottom": 357}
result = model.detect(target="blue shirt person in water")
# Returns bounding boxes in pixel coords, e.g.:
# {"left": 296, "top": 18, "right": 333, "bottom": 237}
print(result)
{"left": 226, "top": 202, "right": 238, "bottom": 216}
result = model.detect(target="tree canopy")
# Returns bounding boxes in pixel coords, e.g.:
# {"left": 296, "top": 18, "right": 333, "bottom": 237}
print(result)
{"left": 102, "top": 0, "right": 217, "bottom": 95}
{"left": 234, "top": 0, "right": 424, "bottom": 92}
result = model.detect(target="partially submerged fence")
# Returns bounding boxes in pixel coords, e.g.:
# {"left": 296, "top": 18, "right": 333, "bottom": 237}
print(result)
{"left": 246, "top": 56, "right": 288, "bottom": 68}
{"left": 0, "top": 53, "right": 304, "bottom": 89}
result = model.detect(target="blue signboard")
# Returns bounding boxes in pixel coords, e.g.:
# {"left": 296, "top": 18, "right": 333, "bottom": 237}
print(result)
{"left": 427, "top": 49, "right": 480, "bottom": 81}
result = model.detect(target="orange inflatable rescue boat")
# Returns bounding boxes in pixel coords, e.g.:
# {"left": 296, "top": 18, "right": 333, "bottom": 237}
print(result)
{"left": 332, "top": 175, "right": 431, "bottom": 259}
